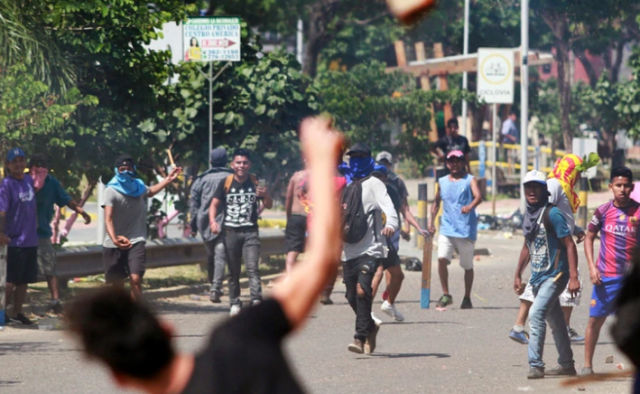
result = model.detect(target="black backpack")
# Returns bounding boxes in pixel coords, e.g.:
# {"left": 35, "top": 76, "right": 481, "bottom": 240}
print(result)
{"left": 341, "top": 177, "right": 371, "bottom": 244}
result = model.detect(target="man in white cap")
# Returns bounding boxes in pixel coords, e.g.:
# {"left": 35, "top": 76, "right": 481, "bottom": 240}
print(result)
{"left": 513, "top": 170, "right": 579, "bottom": 379}
{"left": 428, "top": 150, "right": 481, "bottom": 310}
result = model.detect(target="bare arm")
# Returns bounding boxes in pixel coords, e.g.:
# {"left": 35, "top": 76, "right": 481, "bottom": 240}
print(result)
{"left": 462, "top": 177, "right": 483, "bottom": 214}
{"left": 284, "top": 176, "right": 295, "bottom": 220}
{"left": 0, "top": 211, "right": 8, "bottom": 245}
{"left": 272, "top": 117, "right": 342, "bottom": 331}
{"left": 428, "top": 186, "right": 441, "bottom": 233}
{"left": 262, "top": 189, "right": 273, "bottom": 210}
{"left": 148, "top": 167, "right": 182, "bottom": 198}
{"left": 584, "top": 230, "right": 602, "bottom": 285}
{"left": 561, "top": 234, "right": 580, "bottom": 296}
{"left": 67, "top": 200, "right": 91, "bottom": 224}
{"left": 402, "top": 203, "right": 426, "bottom": 236}
{"left": 513, "top": 242, "right": 530, "bottom": 294}
{"left": 208, "top": 197, "right": 222, "bottom": 234}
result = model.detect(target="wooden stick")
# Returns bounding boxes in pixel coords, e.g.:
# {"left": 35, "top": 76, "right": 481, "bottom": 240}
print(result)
{"left": 166, "top": 149, "right": 176, "bottom": 167}
{"left": 415, "top": 41, "right": 439, "bottom": 143}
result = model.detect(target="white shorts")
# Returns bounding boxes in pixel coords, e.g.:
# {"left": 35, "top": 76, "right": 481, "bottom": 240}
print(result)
{"left": 519, "top": 275, "right": 582, "bottom": 307}
{"left": 437, "top": 234, "right": 475, "bottom": 270}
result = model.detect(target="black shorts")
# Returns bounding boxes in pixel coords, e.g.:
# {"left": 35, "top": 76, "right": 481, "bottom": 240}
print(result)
{"left": 103, "top": 242, "right": 146, "bottom": 283}
{"left": 7, "top": 246, "right": 38, "bottom": 285}
{"left": 382, "top": 242, "right": 401, "bottom": 270}
{"left": 285, "top": 214, "right": 307, "bottom": 253}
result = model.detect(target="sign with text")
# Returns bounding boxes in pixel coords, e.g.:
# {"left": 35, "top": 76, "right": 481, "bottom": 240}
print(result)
{"left": 183, "top": 17, "right": 241, "bottom": 62}
{"left": 477, "top": 48, "right": 514, "bottom": 104}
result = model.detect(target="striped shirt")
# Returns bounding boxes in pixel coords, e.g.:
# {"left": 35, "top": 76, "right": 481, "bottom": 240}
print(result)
{"left": 588, "top": 200, "right": 640, "bottom": 277}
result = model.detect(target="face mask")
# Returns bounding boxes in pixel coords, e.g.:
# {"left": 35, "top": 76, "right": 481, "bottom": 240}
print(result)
{"left": 31, "top": 167, "right": 49, "bottom": 191}
{"left": 349, "top": 157, "right": 374, "bottom": 178}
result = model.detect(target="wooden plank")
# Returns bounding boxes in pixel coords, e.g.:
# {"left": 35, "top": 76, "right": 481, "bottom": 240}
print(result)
{"left": 434, "top": 43, "right": 453, "bottom": 123}
{"left": 421, "top": 232, "right": 433, "bottom": 309}
{"left": 415, "top": 42, "right": 439, "bottom": 143}
{"left": 394, "top": 40, "right": 407, "bottom": 67}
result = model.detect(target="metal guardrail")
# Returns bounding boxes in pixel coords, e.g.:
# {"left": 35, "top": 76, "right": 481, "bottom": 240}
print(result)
{"left": 56, "top": 230, "right": 287, "bottom": 278}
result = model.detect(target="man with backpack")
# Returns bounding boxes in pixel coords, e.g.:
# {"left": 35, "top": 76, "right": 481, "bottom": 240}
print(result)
{"left": 341, "top": 143, "right": 398, "bottom": 355}
{"left": 189, "top": 147, "right": 233, "bottom": 303}
{"left": 209, "top": 149, "right": 273, "bottom": 316}
{"left": 513, "top": 170, "right": 580, "bottom": 379}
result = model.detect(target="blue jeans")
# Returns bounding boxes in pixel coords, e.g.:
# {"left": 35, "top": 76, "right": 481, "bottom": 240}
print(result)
{"left": 528, "top": 276, "right": 574, "bottom": 369}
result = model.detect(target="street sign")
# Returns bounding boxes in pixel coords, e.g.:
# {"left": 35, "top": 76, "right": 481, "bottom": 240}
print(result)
{"left": 572, "top": 138, "right": 599, "bottom": 179}
{"left": 477, "top": 48, "right": 515, "bottom": 104}
{"left": 183, "top": 17, "right": 241, "bottom": 62}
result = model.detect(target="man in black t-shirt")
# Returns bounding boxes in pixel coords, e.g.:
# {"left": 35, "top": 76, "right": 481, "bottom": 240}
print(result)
{"left": 432, "top": 118, "right": 472, "bottom": 175}
{"left": 65, "top": 117, "right": 344, "bottom": 394}
{"left": 209, "top": 148, "right": 273, "bottom": 316}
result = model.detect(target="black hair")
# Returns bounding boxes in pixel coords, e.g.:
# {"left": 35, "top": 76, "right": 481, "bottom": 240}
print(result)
{"left": 232, "top": 148, "right": 251, "bottom": 161}
{"left": 29, "top": 153, "right": 49, "bottom": 168}
{"left": 446, "top": 118, "right": 459, "bottom": 127}
{"left": 66, "top": 287, "right": 175, "bottom": 379}
{"left": 611, "top": 166, "right": 633, "bottom": 183}
{"left": 190, "top": 37, "right": 199, "bottom": 47}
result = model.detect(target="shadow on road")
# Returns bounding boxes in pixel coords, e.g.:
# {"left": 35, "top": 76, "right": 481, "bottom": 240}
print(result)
{"left": 152, "top": 301, "right": 229, "bottom": 315}
{"left": 0, "top": 380, "right": 21, "bottom": 387}
{"left": 0, "top": 341, "right": 80, "bottom": 355}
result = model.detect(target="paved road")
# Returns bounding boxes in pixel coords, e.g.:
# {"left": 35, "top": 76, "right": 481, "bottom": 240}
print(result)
{"left": 0, "top": 234, "right": 633, "bottom": 393}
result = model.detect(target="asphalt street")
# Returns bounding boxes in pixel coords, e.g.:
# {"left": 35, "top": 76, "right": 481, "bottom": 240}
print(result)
{"left": 0, "top": 232, "right": 633, "bottom": 394}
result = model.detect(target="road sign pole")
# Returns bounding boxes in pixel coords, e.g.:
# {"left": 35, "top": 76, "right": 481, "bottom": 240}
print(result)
{"left": 209, "top": 63, "right": 213, "bottom": 169}
{"left": 492, "top": 104, "right": 498, "bottom": 216}
{"left": 520, "top": 0, "right": 529, "bottom": 212}
{"left": 461, "top": 0, "right": 470, "bottom": 139}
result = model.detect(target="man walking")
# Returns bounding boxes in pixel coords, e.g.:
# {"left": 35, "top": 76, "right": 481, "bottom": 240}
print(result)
{"left": 342, "top": 143, "right": 398, "bottom": 354}
{"left": 30, "top": 154, "right": 92, "bottom": 314}
{"left": 0, "top": 148, "right": 38, "bottom": 325}
{"left": 189, "top": 147, "right": 232, "bottom": 303}
{"left": 284, "top": 169, "right": 308, "bottom": 277}
{"left": 581, "top": 167, "right": 639, "bottom": 375}
{"left": 514, "top": 170, "right": 579, "bottom": 379}
{"left": 429, "top": 150, "right": 481, "bottom": 309}
{"left": 102, "top": 154, "right": 182, "bottom": 300}
{"left": 209, "top": 149, "right": 273, "bottom": 316}
{"left": 431, "top": 119, "right": 472, "bottom": 174}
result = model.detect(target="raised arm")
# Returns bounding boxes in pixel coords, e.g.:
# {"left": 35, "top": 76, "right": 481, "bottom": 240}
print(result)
{"left": 148, "top": 167, "right": 182, "bottom": 198}
{"left": 272, "top": 118, "right": 342, "bottom": 331}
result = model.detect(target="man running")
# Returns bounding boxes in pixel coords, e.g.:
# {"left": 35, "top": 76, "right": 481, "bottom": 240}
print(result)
{"left": 431, "top": 118, "right": 472, "bottom": 174}
{"left": 102, "top": 154, "right": 182, "bottom": 300}
{"left": 30, "top": 153, "right": 92, "bottom": 314}
{"left": 581, "top": 166, "right": 639, "bottom": 376}
{"left": 429, "top": 150, "right": 481, "bottom": 309}
{"left": 0, "top": 148, "right": 38, "bottom": 325}
{"left": 514, "top": 170, "right": 579, "bottom": 379}
{"left": 342, "top": 143, "right": 398, "bottom": 354}
{"left": 209, "top": 149, "right": 273, "bottom": 316}
{"left": 66, "top": 117, "right": 343, "bottom": 394}
{"left": 189, "top": 147, "right": 233, "bottom": 303}
{"left": 284, "top": 169, "right": 308, "bottom": 277}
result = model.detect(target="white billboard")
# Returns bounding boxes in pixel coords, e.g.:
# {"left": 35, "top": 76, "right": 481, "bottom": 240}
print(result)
{"left": 183, "top": 17, "right": 241, "bottom": 62}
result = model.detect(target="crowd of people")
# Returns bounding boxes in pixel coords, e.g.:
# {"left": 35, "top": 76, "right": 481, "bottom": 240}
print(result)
{"left": 3, "top": 115, "right": 640, "bottom": 392}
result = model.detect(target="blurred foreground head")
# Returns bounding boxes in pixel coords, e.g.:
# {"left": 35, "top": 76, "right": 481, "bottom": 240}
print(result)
{"left": 66, "top": 287, "right": 174, "bottom": 380}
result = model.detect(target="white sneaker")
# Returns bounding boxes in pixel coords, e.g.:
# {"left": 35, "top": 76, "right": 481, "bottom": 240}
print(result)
{"left": 381, "top": 300, "right": 405, "bottom": 322}
{"left": 229, "top": 304, "right": 241, "bottom": 317}
{"left": 371, "top": 312, "right": 382, "bottom": 326}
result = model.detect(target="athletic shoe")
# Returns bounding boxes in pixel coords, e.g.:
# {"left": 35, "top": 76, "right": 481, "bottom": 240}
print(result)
{"left": 371, "top": 312, "right": 382, "bottom": 326}
{"left": 568, "top": 327, "right": 585, "bottom": 342}
{"left": 209, "top": 291, "right": 221, "bottom": 304}
{"left": 544, "top": 365, "right": 577, "bottom": 376}
{"left": 527, "top": 367, "right": 545, "bottom": 379}
{"left": 508, "top": 329, "right": 529, "bottom": 345}
{"left": 365, "top": 323, "right": 380, "bottom": 355}
{"left": 347, "top": 339, "right": 364, "bottom": 354}
{"left": 460, "top": 297, "right": 473, "bottom": 309}
{"left": 49, "top": 299, "right": 64, "bottom": 315}
{"left": 381, "top": 290, "right": 389, "bottom": 301}
{"left": 381, "top": 300, "right": 405, "bottom": 322}
{"left": 251, "top": 300, "right": 261, "bottom": 306}
{"left": 229, "top": 304, "right": 242, "bottom": 317}
{"left": 9, "top": 313, "right": 33, "bottom": 325}
{"left": 579, "top": 367, "right": 594, "bottom": 376}
{"left": 319, "top": 294, "right": 334, "bottom": 305}
{"left": 436, "top": 294, "right": 453, "bottom": 308}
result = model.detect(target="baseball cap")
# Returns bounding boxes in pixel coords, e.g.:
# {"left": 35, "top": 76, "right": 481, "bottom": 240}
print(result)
{"left": 114, "top": 154, "right": 135, "bottom": 169}
{"left": 7, "top": 148, "right": 25, "bottom": 162}
{"left": 346, "top": 142, "right": 371, "bottom": 157}
{"left": 376, "top": 151, "right": 393, "bottom": 163}
{"left": 523, "top": 170, "right": 547, "bottom": 185}
{"left": 446, "top": 150, "right": 465, "bottom": 160}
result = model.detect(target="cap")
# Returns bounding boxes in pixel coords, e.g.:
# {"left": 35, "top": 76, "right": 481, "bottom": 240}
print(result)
{"left": 114, "top": 154, "right": 135, "bottom": 169}
{"left": 446, "top": 150, "right": 465, "bottom": 160}
{"left": 7, "top": 148, "right": 25, "bottom": 162}
{"left": 523, "top": 170, "right": 547, "bottom": 185}
{"left": 346, "top": 143, "right": 371, "bottom": 157}
{"left": 376, "top": 151, "right": 393, "bottom": 163}
{"left": 210, "top": 147, "right": 228, "bottom": 166}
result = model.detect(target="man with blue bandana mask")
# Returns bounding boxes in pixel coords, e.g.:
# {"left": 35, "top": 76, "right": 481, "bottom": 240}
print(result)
{"left": 102, "top": 154, "right": 182, "bottom": 300}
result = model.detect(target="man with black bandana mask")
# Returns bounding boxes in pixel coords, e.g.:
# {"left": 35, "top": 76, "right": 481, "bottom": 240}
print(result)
{"left": 513, "top": 170, "right": 580, "bottom": 379}
{"left": 102, "top": 154, "right": 182, "bottom": 300}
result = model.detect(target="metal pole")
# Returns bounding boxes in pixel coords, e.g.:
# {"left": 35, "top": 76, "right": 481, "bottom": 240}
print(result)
{"left": 97, "top": 178, "right": 105, "bottom": 245}
{"left": 520, "top": 0, "right": 529, "bottom": 212}
{"left": 209, "top": 63, "right": 213, "bottom": 169}
{"left": 492, "top": 104, "right": 497, "bottom": 216}
{"left": 461, "top": 0, "right": 470, "bottom": 139}
{"left": 296, "top": 19, "right": 304, "bottom": 66}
